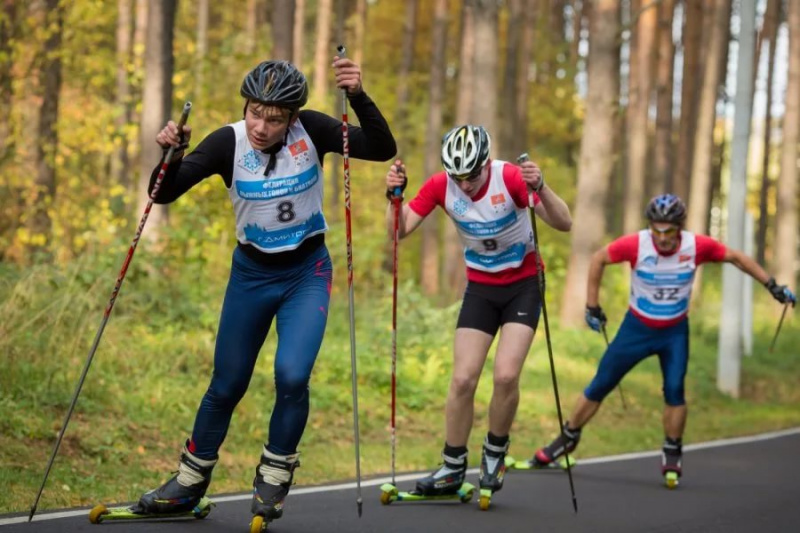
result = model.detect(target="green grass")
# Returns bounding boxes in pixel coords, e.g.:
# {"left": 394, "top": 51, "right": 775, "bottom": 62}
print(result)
{"left": 1, "top": 256, "right": 798, "bottom": 514}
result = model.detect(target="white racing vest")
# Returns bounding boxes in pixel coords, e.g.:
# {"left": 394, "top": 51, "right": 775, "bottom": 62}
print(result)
{"left": 227, "top": 120, "right": 327, "bottom": 253}
{"left": 630, "top": 230, "right": 697, "bottom": 321}
{"left": 444, "top": 160, "right": 535, "bottom": 273}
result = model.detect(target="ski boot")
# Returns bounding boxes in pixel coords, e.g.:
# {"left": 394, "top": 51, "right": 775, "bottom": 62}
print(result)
{"left": 380, "top": 449, "right": 475, "bottom": 504}
{"left": 250, "top": 448, "right": 299, "bottom": 532}
{"left": 89, "top": 442, "right": 216, "bottom": 524}
{"left": 478, "top": 437, "right": 509, "bottom": 510}
{"left": 508, "top": 423, "right": 580, "bottom": 471}
{"left": 661, "top": 437, "right": 682, "bottom": 489}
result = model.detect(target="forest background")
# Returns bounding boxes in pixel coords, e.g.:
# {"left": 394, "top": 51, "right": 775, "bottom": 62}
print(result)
{"left": 1, "top": 0, "right": 799, "bottom": 514}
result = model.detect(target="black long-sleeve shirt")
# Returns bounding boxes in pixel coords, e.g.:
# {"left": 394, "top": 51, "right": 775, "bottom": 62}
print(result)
{"left": 148, "top": 91, "right": 396, "bottom": 203}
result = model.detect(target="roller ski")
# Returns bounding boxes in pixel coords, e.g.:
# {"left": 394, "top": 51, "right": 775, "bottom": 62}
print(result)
{"left": 477, "top": 437, "right": 509, "bottom": 510}
{"left": 249, "top": 448, "right": 299, "bottom": 532}
{"left": 380, "top": 449, "right": 475, "bottom": 504}
{"left": 507, "top": 423, "right": 580, "bottom": 471}
{"left": 661, "top": 438, "right": 682, "bottom": 489}
{"left": 91, "top": 442, "right": 217, "bottom": 524}
{"left": 88, "top": 498, "right": 214, "bottom": 524}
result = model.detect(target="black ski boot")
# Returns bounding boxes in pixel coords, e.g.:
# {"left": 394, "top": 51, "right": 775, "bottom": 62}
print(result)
{"left": 134, "top": 443, "right": 216, "bottom": 515}
{"left": 251, "top": 449, "right": 299, "bottom": 523}
{"left": 414, "top": 450, "right": 468, "bottom": 496}
{"left": 478, "top": 437, "right": 510, "bottom": 510}
{"left": 661, "top": 437, "right": 682, "bottom": 489}
{"left": 531, "top": 423, "right": 581, "bottom": 467}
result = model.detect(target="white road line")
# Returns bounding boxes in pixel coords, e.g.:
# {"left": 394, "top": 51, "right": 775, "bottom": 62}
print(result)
{"left": 3, "top": 426, "right": 798, "bottom": 526}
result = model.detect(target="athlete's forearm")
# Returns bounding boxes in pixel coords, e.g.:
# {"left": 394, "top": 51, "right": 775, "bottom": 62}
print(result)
{"left": 536, "top": 185, "right": 572, "bottom": 231}
{"left": 586, "top": 248, "right": 608, "bottom": 306}
{"left": 726, "top": 248, "right": 771, "bottom": 285}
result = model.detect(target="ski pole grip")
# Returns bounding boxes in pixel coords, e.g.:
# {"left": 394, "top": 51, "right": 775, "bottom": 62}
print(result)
{"left": 393, "top": 164, "right": 404, "bottom": 198}
{"left": 177, "top": 101, "right": 192, "bottom": 130}
{"left": 517, "top": 153, "right": 530, "bottom": 164}
{"left": 337, "top": 44, "right": 347, "bottom": 58}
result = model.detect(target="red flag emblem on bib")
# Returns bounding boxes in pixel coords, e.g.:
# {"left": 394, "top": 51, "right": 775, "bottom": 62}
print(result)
{"left": 289, "top": 139, "right": 309, "bottom": 156}
{"left": 679, "top": 254, "right": 691, "bottom": 262}
{"left": 491, "top": 193, "right": 506, "bottom": 205}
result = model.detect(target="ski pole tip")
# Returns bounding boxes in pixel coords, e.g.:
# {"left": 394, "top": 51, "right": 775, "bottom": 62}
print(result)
{"left": 357, "top": 498, "right": 363, "bottom": 518}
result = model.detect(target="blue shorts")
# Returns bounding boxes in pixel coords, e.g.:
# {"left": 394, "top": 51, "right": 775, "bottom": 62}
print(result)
{"left": 584, "top": 311, "right": 689, "bottom": 406}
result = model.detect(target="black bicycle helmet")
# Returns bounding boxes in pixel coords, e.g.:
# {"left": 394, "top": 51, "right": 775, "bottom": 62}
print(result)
{"left": 441, "top": 125, "right": 491, "bottom": 177}
{"left": 240, "top": 60, "right": 308, "bottom": 110}
{"left": 645, "top": 194, "right": 687, "bottom": 224}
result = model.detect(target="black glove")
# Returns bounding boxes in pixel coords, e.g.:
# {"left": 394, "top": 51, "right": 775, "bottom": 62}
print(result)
{"left": 386, "top": 164, "right": 407, "bottom": 200}
{"left": 585, "top": 305, "right": 607, "bottom": 332}
{"left": 765, "top": 278, "right": 797, "bottom": 307}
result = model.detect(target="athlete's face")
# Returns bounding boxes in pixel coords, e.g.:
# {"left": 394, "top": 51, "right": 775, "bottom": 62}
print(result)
{"left": 449, "top": 164, "right": 489, "bottom": 198}
{"left": 650, "top": 222, "right": 681, "bottom": 253}
{"left": 244, "top": 102, "right": 295, "bottom": 151}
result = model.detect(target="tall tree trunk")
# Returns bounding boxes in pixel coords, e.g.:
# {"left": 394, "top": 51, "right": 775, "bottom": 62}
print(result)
{"left": 551, "top": 0, "right": 567, "bottom": 42}
{"left": 420, "top": 0, "right": 448, "bottom": 297}
{"left": 194, "top": 0, "right": 208, "bottom": 104}
{"left": 111, "top": 0, "right": 133, "bottom": 192}
{"left": 514, "top": 0, "right": 535, "bottom": 158}
{"left": 353, "top": 0, "right": 367, "bottom": 66}
{"left": 775, "top": 0, "right": 800, "bottom": 291}
{"left": 393, "top": 0, "right": 418, "bottom": 151}
{"left": 138, "top": 0, "right": 177, "bottom": 238}
{"left": 561, "top": 0, "right": 620, "bottom": 326}
{"left": 756, "top": 0, "right": 780, "bottom": 266}
{"left": 652, "top": 0, "right": 675, "bottom": 197}
{"left": 293, "top": 0, "right": 305, "bottom": 67}
{"left": 686, "top": 0, "right": 731, "bottom": 234}
{"left": 313, "top": 0, "right": 333, "bottom": 103}
{"left": 272, "top": 0, "right": 295, "bottom": 60}
{"left": 570, "top": 0, "right": 586, "bottom": 66}
{"left": 622, "top": 0, "right": 656, "bottom": 233}
{"left": 129, "top": 0, "right": 147, "bottom": 178}
{"left": 443, "top": 1, "right": 476, "bottom": 300}
{"left": 0, "top": 0, "right": 17, "bottom": 164}
{"left": 499, "top": 0, "right": 523, "bottom": 161}
{"left": 672, "top": 0, "right": 704, "bottom": 201}
{"left": 471, "top": 0, "right": 498, "bottom": 136}
{"left": 29, "top": 0, "right": 63, "bottom": 258}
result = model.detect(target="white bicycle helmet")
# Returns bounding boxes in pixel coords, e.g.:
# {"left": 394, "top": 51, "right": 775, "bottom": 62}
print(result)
{"left": 441, "top": 125, "right": 491, "bottom": 178}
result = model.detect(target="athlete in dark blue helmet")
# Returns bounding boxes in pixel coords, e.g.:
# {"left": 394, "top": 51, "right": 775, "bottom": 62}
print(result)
{"left": 134, "top": 57, "right": 396, "bottom": 522}
{"left": 524, "top": 194, "right": 795, "bottom": 487}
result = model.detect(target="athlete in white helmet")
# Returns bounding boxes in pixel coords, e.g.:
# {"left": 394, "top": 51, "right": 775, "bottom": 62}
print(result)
{"left": 384, "top": 125, "right": 572, "bottom": 506}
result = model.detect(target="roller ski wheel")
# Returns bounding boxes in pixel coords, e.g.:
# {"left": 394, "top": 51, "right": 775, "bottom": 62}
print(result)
{"left": 504, "top": 454, "right": 576, "bottom": 471}
{"left": 664, "top": 471, "right": 680, "bottom": 489}
{"left": 87, "top": 497, "right": 214, "bottom": 524}
{"left": 378, "top": 482, "right": 475, "bottom": 504}
{"left": 478, "top": 488, "right": 493, "bottom": 511}
{"left": 250, "top": 514, "right": 272, "bottom": 532}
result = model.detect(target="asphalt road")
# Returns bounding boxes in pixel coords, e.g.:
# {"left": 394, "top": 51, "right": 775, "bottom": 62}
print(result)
{"left": 2, "top": 429, "right": 799, "bottom": 533}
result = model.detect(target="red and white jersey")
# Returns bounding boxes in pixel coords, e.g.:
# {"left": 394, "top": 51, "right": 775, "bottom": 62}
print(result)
{"left": 608, "top": 230, "right": 727, "bottom": 327}
{"left": 408, "top": 159, "right": 541, "bottom": 286}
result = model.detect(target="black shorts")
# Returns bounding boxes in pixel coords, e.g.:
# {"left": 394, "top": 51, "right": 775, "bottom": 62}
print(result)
{"left": 456, "top": 276, "right": 542, "bottom": 336}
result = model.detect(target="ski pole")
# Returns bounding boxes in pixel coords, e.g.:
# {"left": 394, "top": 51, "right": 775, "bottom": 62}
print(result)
{"left": 518, "top": 153, "right": 578, "bottom": 513}
{"left": 768, "top": 303, "right": 789, "bottom": 353}
{"left": 28, "top": 102, "right": 193, "bottom": 522}
{"left": 601, "top": 325, "right": 628, "bottom": 410}
{"left": 337, "top": 44, "right": 363, "bottom": 518}
{"left": 389, "top": 165, "right": 404, "bottom": 487}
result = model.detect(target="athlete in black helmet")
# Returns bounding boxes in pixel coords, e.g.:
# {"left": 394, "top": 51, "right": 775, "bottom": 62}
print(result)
{"left": 135, "top": 55, "right": 396, "bottom": 523}
{"left": 524, "top": 193, "right": 795, "bottom": 488}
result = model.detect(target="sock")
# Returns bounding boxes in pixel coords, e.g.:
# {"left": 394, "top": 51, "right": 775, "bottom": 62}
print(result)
{"left": 443, "top": 443, "right": 468, "bottom": 466}
{"left": 487, "top": 432, "right": 509, "bottom": 447}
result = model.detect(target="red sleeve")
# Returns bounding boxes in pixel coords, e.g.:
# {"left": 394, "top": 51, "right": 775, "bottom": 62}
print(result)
{"left": 408, "top": 172, "right": 447, "bottom": 218}
{"left": 607, "top": 234, "right": 639, "bottom": 265}
{"left": 695, "top": 234, "right": 727, "bottom": 265}
{"left": 503, "top": 162, "right": 540, "bottom": 208}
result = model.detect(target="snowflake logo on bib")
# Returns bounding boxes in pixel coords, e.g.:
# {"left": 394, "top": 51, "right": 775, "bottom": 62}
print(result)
{"left": 453, "top": 198, "right": 469, "bottom": 216}
{"left": 241, "top": 150, "right": 263, "bottom": 173}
